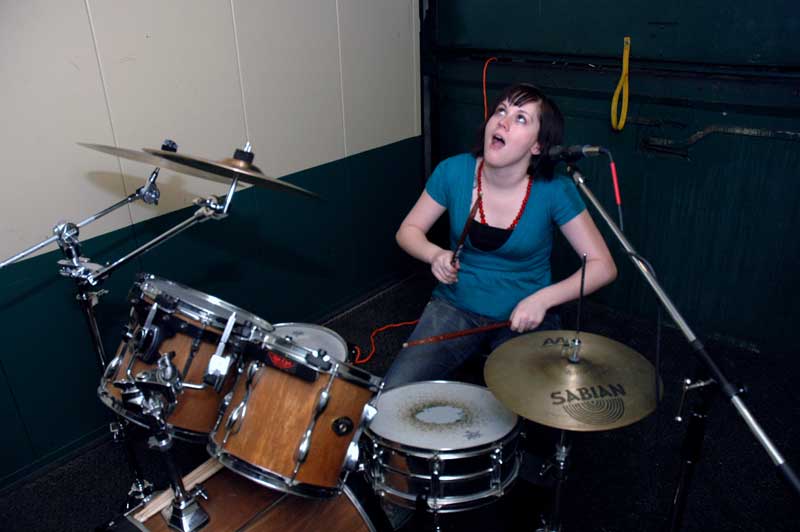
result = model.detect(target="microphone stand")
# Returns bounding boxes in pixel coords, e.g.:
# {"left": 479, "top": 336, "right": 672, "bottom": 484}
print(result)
{"left": 564, "top": 164, "right": 800, "bottom": 530}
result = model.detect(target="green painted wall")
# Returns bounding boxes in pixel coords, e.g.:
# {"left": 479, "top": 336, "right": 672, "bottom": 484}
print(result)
{"left": 427, "top": 1, "right": 800, "bottom": 350}
{"left": 0, "top": 137, "right": 422, "bottom": 487}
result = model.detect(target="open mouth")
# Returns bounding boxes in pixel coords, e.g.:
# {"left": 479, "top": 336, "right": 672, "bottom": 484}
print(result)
{"left": 490, "top": 134, "right": 506, "bottom": 148}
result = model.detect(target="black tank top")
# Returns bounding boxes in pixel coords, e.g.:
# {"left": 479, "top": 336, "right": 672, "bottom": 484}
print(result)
{"left": 468, "top": 221, "right": 512, "bottom": 252}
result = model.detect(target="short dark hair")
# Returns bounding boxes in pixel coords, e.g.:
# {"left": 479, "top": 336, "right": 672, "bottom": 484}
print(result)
{"left": 472, "top": 83, "right": 564, "bottom": 180}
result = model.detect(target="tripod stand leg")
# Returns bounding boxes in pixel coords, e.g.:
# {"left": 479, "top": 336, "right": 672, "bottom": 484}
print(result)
{"left": 110, "top": 420, "right": 155, "bottom": 511}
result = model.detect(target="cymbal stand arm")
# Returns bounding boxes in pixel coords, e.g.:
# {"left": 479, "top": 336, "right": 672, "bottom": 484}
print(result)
{"left": 566, "top": 166, "right": 800, "bottom": 512}
{"left": 0, "top": 170, "right": 161, "bottom": 270}
{"left": 87, "top": 202, "right": 221, "bottom": 285}
{"left": 222, "top": 175, "right": 239, "bottom": 214}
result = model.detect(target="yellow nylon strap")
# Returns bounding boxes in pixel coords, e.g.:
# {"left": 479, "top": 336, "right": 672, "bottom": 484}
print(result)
{"left": 611, "top": 36, "right": 631, "bottom": 131}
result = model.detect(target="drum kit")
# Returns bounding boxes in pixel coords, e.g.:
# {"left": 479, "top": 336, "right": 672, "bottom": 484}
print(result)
{"left": 1, "top": 139, "right": 702, "bottom": 532}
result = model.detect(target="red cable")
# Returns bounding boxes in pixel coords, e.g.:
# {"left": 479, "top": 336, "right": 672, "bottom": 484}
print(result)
{"left": 609, "top": 160, "right": 622, "bottom": 206}
{"left": 354, "top": 320, "right": 419, "bottom": 365}
{"left": 482, "top": 57, "right": 498, "bottom": 120}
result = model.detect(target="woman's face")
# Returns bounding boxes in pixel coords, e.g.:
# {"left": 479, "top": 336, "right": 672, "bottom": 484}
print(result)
{"left": 483, "top": 99, "right": 542, "bottom": 169}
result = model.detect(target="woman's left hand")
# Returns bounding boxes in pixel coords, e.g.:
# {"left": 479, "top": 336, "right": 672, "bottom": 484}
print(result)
{"left": 509, "top": 293, "right": 549, "bottom": 332}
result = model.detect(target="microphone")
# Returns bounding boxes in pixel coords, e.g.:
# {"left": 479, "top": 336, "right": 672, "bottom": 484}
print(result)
{"left": 547, "top": 145, "right": 604, "bottom": 162}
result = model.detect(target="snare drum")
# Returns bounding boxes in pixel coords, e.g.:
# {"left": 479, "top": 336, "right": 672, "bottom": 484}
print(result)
{"left": 98, "top": 274, "right": 273, "bottom": 442}
{"left": 209, "top": 327, "right": 382, "bottom": 498}
{"left": 363, "top": 381, "right": 521, "bottom": 513}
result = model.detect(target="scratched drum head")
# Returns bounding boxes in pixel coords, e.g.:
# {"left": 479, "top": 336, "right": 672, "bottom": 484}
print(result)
{"left": 271, "top": 323, "right": 348, "bottom": 362}
{"left": 369, "top": 381, "right": 518, "bottom": 451}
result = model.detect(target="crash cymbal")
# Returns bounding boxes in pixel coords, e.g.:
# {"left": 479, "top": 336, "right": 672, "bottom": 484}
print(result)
{"left": 484, "top": 331, "right": 659, "bottom": 431}
{"left": 144, "top": 148, "right": 318, "bottom": 198}
{"left": 79, "top": 143, "right": 317, "bottom": 198}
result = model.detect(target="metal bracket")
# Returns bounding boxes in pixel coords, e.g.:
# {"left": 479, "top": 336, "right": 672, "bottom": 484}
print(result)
{"left": 675, "top": 378, "right": 716, "bottom": 422}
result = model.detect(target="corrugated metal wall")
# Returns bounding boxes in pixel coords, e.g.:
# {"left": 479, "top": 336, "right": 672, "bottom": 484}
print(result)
{"left": 426, "top": 0, "right": 800, "bottom": 351}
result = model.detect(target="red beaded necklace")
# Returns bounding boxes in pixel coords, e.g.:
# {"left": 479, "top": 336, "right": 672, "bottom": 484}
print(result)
{"left": 476, "top": 159, "right": 533, "bottom": 230}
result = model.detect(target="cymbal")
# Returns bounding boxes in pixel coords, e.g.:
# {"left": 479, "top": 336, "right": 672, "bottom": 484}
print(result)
{"left": 78, "top": 143, "right": 317, "bottom": 198}
{"left": 144, "top": 148, "right": 318, "bottom": 198}
{"left": 484, "top": 331, "right": 659, "bottom": 431}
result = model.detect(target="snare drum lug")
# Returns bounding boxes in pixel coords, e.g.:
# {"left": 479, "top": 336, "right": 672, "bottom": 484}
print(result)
{"left": 430, "top": 455, "right": 442, "bottom": 499}
{"left": 490, "top": 447, "right": 503, "bottom": 491}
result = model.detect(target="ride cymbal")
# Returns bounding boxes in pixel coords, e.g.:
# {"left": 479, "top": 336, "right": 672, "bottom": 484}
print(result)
{"left": 79, "top": 143, "right": 317, "bottom": 198}
{"left": 484, "top": 331, "right": 659, "bottom": 431}
{"left": 143, "top": 148, "right": 318, "bottom": 198}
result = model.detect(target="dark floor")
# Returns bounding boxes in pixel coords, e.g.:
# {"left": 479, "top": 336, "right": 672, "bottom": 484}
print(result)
{"left": 0, "top": 273, "right": 797, "bottom": 531}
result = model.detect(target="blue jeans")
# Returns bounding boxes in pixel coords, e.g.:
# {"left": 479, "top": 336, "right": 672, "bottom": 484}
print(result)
{"left": 383, "top": 297, "right": 561, "bottom": 389}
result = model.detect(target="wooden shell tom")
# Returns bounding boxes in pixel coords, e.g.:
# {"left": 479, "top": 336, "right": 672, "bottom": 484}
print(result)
{"left": 98, "top": 275, "right": 273, "bottom": 442}
{"left": 209, "top": 330, "right": 383, "bottom": 498}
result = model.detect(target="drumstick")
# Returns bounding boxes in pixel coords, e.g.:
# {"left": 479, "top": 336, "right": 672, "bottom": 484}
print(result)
{"left": 402, "top": 320, "right": 510, "bottom": 348}
{"left": 451, "top": 194, "right": 482, "bottom": 266}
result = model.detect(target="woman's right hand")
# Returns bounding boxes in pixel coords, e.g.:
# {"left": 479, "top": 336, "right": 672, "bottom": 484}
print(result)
{"left": 431, "top": 249, "right": 459, "bottom": 284}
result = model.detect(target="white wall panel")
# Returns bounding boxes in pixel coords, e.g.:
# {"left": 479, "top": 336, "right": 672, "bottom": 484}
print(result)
{"left": 88, "top": 0, "right": 246, "bottom": 223}
{"left": 0, "top": 0, "right": 421, "bottom": 263}
{"left": 0, "top": 1, "right": 129, "bottom": 262}
{"left": 338, "top": 0, "right": 420, "bottom": 156}
{"left": 232, "top": 0, "right": 345, "bottom": 178}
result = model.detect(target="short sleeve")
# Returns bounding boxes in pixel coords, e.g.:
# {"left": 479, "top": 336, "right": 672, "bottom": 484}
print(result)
{"left": 551, "top": 176, "right": 586, "bottom": 226}
{"left": 425, "top": 158, "right": 452, "bottom": 208}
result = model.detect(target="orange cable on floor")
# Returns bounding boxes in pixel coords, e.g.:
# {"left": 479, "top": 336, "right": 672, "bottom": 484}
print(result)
{"left": 353, "top": 319, "right": 419, "bottom": 365}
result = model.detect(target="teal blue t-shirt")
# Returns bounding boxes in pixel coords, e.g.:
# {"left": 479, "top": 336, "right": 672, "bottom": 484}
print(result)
{"left": 427, "top": 153, "right": 585, "bottom": 320}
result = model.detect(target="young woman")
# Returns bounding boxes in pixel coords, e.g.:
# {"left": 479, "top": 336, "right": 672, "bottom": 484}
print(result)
{"left": 384, "top": 83, "right": 617, "bottom": 388}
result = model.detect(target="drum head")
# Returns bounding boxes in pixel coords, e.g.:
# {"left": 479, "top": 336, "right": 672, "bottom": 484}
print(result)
{"left": 369, "top": 381, "right": 518, "bottom": 451}
{"left": 135, "top": 274, "right": 272, "bottom": 332}
{"left": 272, "top": 323, "right": 348, "bottom": 362}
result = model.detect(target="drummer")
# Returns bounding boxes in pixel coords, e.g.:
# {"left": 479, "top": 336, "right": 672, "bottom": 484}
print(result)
{"left": 384, "top": 83, "right": 617, "bottom": 388}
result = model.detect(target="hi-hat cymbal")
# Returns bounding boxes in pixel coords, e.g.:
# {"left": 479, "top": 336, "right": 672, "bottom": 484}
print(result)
{"left": 484, "top": 331, "right": 659, "bottom": 432}
{"left": 78, "top": 143, "right": 317, "bottom": 198}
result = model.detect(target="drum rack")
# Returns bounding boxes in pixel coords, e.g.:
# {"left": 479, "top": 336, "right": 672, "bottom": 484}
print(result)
{"left": 0, "top": 141, "right": 251, "bottom": 520}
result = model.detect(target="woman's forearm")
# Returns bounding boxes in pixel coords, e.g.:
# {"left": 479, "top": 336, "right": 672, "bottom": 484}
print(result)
{"left": 396, "top": 224, "right": 447, "bottom": 264}
{"left": 535, "top": 256, "right": 617, "bottom": 309}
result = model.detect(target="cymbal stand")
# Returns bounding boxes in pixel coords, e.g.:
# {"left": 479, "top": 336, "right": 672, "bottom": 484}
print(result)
{"left": 56, "top": 171, "right": 239, "bottom": 511}
{"left": 35, "top": 142, "right": 175, "bottom": 510}
{"left": 537, "top": 430, "right": 570, "bottom": 532}
{"left": 135, "top": 353, "right": 209, "bottom": 532}
{"left": 565, "top": 165, "right": 800, "bottom": 529}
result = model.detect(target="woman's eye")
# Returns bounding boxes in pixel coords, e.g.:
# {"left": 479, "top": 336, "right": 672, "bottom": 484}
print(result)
{"left": 516, "top": 115, "right": 527, "bottom": 124}
{"left": 496, "top": 108, "right": 506, "bottom": 116}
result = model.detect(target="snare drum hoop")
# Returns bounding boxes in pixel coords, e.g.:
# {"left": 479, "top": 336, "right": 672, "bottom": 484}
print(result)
{"left": 133, "top": 274, "right": 273, "bottom": 334}
{"left": 365, "top": 422, "right": 522, "bottom": 513}
{"left": 270, "top": 322, "right": 349, "bottom": 362}
{"left": 365, "top": 420, "right": 520, "bottom": 461}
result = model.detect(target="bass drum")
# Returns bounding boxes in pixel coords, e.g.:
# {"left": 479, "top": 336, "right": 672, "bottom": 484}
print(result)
{"left": 102, "top": 461, "right": 391, "bottom": 532}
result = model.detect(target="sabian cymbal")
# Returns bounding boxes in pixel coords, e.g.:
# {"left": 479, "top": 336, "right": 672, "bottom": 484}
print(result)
{"left": 144, "top": 148, "right": 318, "bottom": 198}
{"left": 78, "top": 143, "right": 317, "bottom": 198}
{"left": 484, "top": 331, "right": 659, "bottom": 431}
